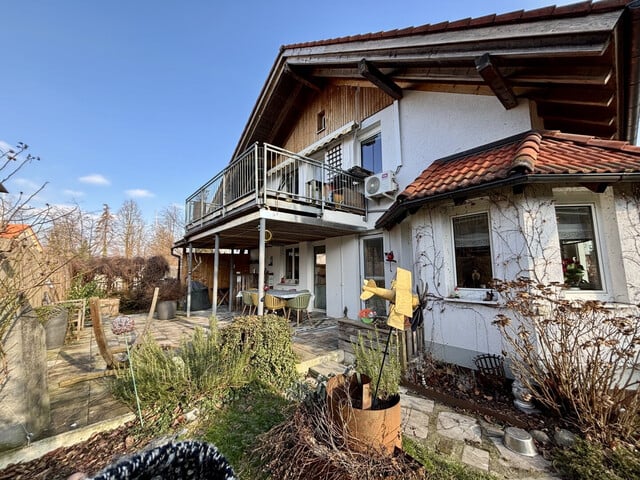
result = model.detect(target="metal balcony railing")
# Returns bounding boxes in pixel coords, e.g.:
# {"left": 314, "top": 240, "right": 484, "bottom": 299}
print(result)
{"left": 185, "top": 143, "right": 366, "bottom": 229}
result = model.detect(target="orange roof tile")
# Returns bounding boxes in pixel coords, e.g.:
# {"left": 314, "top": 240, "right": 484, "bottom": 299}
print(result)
{"left": 0, "top": 224, "right": 31, "bottom": 239}
{"left": 398, "top": 130, "right": 640, "bottom": 203}
{"left": 377, "top": 130, "right": 640, "bottom": 229}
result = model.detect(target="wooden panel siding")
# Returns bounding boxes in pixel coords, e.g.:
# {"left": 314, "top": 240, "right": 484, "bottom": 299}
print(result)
{"left": 283, "top": 85, "right": 393, "bottom": 153}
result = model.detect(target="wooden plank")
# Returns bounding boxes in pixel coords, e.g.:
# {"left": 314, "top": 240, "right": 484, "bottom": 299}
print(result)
{"left": 59, "top": 369, "right": 117, "bottom": 388}
{"left": 359, "top": 59, "right": 403, "bottom": 100}
{"left": 475, "top": 53, "right": 518, "bottom": 110}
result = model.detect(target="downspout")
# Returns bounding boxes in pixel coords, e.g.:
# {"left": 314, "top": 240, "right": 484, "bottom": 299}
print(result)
{"left": 626, "top": 0, "right": 640, "bottom": 143}
{"left": 171, "top": 247, "right": 182, "bottom": 283}
{"left": 187, "top": 243, "right": 193, "bottom": 318}
{"left": 213, "top": 234, "right": 220, "bottom": 315}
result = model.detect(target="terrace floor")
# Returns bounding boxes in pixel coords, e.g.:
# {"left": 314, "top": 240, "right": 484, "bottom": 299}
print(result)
{"left": 0, "top": 307, "right": 338, "bottom": 468}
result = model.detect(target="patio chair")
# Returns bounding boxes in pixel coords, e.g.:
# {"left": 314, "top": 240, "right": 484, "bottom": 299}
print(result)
{"left": 241, "top": 290, "right": 255, "bottom": 315}
{"left": 250, "top": 292, "right": 260, "bottom": 314}
{"left": 286, "top": 292, "right": 312, "bottom": 326}
{"left": 264, "top": 293, "right": 287, "bottom": 316}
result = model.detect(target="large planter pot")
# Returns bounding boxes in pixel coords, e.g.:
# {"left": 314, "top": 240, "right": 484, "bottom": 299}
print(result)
{"left": 326, "top": 374, "right": 402, "bottom": 454}
{"left": 42, "top": 307, "right": 69, "bottom": 350}
{"left": 156, "top": 300, "right": 177, "bottom": 320}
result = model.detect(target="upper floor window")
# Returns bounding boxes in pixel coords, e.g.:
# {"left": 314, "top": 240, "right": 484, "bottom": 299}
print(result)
{"left": 361, "top": 133, "right": 382, "bottom": 174}
{"left": 555, "top": 205, "right": 602, "bottom": 290}
{"left": 452, "top": 213, "right": 493, "bottom": 289}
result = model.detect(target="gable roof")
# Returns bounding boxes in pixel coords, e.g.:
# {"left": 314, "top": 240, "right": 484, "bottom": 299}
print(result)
{"left": 233, "top": 0, "right": 640, "bottom": 159}
{"left": 376, "top": 130, "right": 640, "bottom": 228}
{"left": 0, "top": 224, "right": 31, "bottom": 239}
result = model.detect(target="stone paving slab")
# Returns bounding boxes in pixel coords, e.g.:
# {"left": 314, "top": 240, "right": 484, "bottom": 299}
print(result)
{"left": 461, "top": 445, "right": 490, "bottom": 471}
{"left": 401, "top": 407, "right": 430, "bottom": 439}
{"left": 436, "top": 411, "right": 482, "bottom": 444}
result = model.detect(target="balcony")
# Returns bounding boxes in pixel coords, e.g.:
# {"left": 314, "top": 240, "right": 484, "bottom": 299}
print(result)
{"left": 185, "top": 143, "right": 367, "bottom": 233}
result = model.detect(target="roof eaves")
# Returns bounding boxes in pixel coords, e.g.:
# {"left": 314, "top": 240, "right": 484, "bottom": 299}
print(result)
{"left": 376, "top": 171, "right": 640, "bottom": 230}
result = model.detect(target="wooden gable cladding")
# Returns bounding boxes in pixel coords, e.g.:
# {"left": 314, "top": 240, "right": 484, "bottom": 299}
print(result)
{"left": 282, "top": 85, "right": 392, "bottom": 154}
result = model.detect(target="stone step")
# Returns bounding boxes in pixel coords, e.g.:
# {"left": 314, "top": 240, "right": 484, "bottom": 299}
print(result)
{"left": 295, "top": 349, "right": 344, "bottom": 374}
{"left": 308, "top": 360, "right": 346, "bottom": 379}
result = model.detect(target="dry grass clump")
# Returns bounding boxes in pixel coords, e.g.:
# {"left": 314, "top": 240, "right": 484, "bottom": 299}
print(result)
{"left": 253, "top": 396, "right": 423, "bottom": 480}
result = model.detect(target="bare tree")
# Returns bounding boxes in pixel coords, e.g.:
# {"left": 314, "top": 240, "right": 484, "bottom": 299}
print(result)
{"left": 0, "top": 142, "right": 77, "bottom": 374}
{"left": 147, "top": 205, "right": 184, "bottom": 266}
{"left": 116, "top": 199, "right": 146, "bottom": 259}
{"left": 94, "top": 204, "right": 115, "bottom": 257}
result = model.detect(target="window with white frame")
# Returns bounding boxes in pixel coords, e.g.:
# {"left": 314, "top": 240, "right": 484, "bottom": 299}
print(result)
{"left": 555, "top": 205, "right": 602, "bottom": 290}
{"left": 285, "top": 247, "right": 299, "bottom": 282}
{"left": 361, "top": 236, "right": 386, "bottom": 315}
{"left": 452, "top": 213, "right": 493, "bottom": 289}
{"left": 360, "top": 132, "right": 382, "bottom": 174}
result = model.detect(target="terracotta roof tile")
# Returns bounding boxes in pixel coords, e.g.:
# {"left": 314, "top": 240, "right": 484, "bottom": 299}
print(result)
{"left": 398, "top": 130, "right": 640, "bottom": 202}
{"left": 284, "top": 1, "right": 630, "bottom": 51}
{"left": 0, "top": 224, "right": 31, "bottom": 239}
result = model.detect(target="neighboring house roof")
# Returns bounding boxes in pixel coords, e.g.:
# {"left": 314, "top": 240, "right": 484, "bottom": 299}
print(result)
{"left": 376, "top": 130, "right": 640, "bottom": 228}
{"left": 0, "top": 224, "right": 31, "bottom": 239}
{"left": 233, "top": 0, "right": 640, "bottom": 159}
{"left": 0, "top": 224, "right": 43, "bottom": 251}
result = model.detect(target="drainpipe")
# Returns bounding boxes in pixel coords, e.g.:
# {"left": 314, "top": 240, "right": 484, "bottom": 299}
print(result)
{"left": 187, "top": 243, "right": 193, "bottom": 318}
{"left": 171, "top": 247, "right": 182, "bottom": 282}
{"left": 213, "top": 234, "right": 220, "bottom": 315}
{"left": 258, "top": 218, "right": 266, "bottom": 315}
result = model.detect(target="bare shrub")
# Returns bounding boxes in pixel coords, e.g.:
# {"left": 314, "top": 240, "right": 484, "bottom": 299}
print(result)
{"left": 253, "top": 394, "right": 423, "bottom": 480}
{"left": 493, "top": 278, "right": 640, "bottom": 446}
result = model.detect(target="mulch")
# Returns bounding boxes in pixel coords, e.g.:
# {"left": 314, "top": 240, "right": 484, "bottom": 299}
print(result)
{"left": 0, "top": 421, "right": 153, "bottom": 480}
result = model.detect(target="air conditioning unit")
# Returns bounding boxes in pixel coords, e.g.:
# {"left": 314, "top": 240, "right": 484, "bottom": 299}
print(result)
{"left": 364, "top": 171, "right": 398, "bottom": 199}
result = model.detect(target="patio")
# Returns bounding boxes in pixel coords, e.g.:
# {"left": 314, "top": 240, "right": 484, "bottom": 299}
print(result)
{"left": 0, "top": 307, "right": 339, "bottom": 468}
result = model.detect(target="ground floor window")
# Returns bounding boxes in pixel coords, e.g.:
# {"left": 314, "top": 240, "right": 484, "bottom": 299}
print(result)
{"left": 285, "top": 247, "right": 299, "bottom": 282}
{"left": 555, "top": 205, "right": 602, "bottom": 290}
{"left": 362, "top": 236, "right": 386, "bottom": 315}
{"left": 452, "top": 213, "right": 493, "bottom": 289}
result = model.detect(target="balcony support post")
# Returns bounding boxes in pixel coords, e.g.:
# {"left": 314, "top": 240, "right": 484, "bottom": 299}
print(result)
{"left": 212, "top": 234, "right": 220, "bottom": 314}
{"left": 257, "top": 218, "right": 266, "bottom": 315}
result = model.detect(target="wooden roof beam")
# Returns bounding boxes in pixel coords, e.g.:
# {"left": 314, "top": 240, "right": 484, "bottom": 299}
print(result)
{"left": 284, "top": 63, "right": 322, "bottom": 91}
{"left": 358, "top": 59, "right": 403, "bottom": 100}
{"left": 474, "top": 53, "right": 518, "bottom": 110}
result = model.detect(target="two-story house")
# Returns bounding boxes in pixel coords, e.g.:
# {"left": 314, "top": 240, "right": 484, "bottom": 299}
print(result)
{"left": 177, "top": 0, "right": 640, "bottom": 368}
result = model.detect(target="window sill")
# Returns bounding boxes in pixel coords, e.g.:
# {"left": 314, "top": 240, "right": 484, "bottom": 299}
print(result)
{"left": 444, "top": 297, "right": 499, "bottom": 306}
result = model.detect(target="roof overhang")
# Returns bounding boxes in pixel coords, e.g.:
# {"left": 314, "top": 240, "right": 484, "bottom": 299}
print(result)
{"left": 231, "top": 1, "right": 640, "bottom": 160}
{"left": 376, "top": 171, "right": 640, "bottom": 229}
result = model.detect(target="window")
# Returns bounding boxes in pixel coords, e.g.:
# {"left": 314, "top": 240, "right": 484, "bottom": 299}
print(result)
{"left": 452, "top": 213, "right": 493, "bottom": 288}
{"left": 361, "top": 133, "right": 382, "bottom": 174}
{"left": 316, "top": 111, "right": 326, "bottom": 133}
{"left": 285, "top": 247, "right": 299, "bottom": 282}
{"left": 555, "top": 206, "right": 602, "bottom": 290}
{"left": 362, "top": 237, "right": 386, "bottom": 314}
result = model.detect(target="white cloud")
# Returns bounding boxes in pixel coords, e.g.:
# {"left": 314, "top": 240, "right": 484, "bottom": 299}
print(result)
{"left": 11, "top": 177, "right": 42, "bottom": 192}
{"left": 0, "top": 140, "right": 14, "bottom": 154}
{"left": 79, "top": 174, "right": 110, "bottom": 186}
{"left": 63, "top": 189, "right": 85, "bottom": 197}
{"left": 125, "top": 188, "right": 155, "bottom": 198}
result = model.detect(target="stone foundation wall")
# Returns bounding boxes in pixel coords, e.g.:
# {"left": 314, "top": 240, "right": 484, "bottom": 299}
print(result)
{"left": 0, "top": 310, "right": 50, "bottom": 451}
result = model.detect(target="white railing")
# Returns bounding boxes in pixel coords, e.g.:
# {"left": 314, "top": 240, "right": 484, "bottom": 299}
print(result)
{"left": 185, "top": 143, "right": 366, "bottom": 229}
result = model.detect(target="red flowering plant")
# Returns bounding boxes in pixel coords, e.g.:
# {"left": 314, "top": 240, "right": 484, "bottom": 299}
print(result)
{"left": 358, "top": 308, "right": 377, "bottom": 324}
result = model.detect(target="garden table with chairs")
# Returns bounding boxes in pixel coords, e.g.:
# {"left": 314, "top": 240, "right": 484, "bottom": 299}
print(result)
{"left": 239, "top": 289, "right": 312, "bottom": 325}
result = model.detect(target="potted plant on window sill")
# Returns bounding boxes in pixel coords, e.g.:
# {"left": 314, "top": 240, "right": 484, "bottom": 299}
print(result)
{"left": 563, "top": 259, "right": 585, "bottom": 289}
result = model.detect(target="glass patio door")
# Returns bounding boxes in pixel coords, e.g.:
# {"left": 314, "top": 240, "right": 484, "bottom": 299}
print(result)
{"left": 361, "top": 236, "right": 386, "bottom": 315}
{"left": 314, "top": 245, "right": 326, "bottom": 310}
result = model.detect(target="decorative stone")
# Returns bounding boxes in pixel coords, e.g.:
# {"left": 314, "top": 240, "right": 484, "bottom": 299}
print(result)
{"left": 461, "top": 445, "right": 490, "bottom": 471}
{"left": 530, "top": 429, "right": 551, "bottom": 445}
{"left": 436, "top": 411, "right": 481, "bottom": 443}
{"left": 554, "top": 429, "right": 577, "bottom": 448}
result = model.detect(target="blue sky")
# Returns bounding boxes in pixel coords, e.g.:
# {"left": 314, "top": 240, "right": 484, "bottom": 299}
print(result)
{"left": 0, "top": 0, "right": 574, "bottom": 223}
